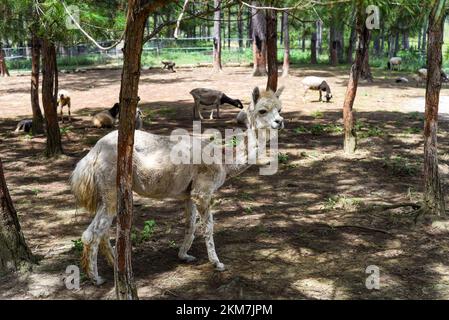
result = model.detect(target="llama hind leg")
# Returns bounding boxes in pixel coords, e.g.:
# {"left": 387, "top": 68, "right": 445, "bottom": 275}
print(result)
{"left": 81, "top": 209, "right": 113, "bottom": 285}
{"left": 178, "top": 199, "right": 198, "bottom": 262}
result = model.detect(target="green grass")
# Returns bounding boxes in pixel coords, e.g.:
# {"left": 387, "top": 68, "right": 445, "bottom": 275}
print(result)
{"left": 382, "top": 156, "right": 419, "bottom": 176}
{"left": 71, "top": 239, "right": 84, "bottom": 253}
{"left": 131, "top": 219, "right": 156, "bottom": 246}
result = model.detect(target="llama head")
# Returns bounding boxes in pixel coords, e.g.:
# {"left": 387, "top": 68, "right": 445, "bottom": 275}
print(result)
{"left": 246, "top": 86, "right": 284, "bottom": 130}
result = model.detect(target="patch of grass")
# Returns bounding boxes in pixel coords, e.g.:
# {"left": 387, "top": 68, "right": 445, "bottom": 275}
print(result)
{"left": 311, "top": 110, "right": 324, "bottom": 119}
{"left": 131, "top": 219, "right": 156, "bottom": 246}
{"left": 157, "top": 108, "right": 176, "bottom": 117}
{"left": 31, "top": 188, "right": 41, "bottom": 196}
{"left": 243, "top": 206, "right": 253, "bottom": 214}
{"left": 323, "top": 195, "right": 364, "bottom": 211}
{"left": 60, "top": 126, "right": 72, "bottom": 135}
{"left": 168, "top": 240, "right": 177, "bottom": 249}
{"left": 310, "top": 124, "right": 326, "bottom": 135}
{"left": 294, "top": 124, "right": 343, "bottom": 136}
{"left": 71, "top": 239, "right": 84, "bottom": 253}
{"left": 255, "top": 224, "right": 267, "bottom": 234}
{"left": 403, "top": 127, "right": 421, "bottom": 135}
{"left": 278, "top": 153, "right": 289, "bottom": 164}
{"left": 240, "top": 192, "right": 254, "bottom": 201}
{"left": 383, "top": 156, "right": 419, "bottom": 176}
{"left": 407, "top": 112, "right": 424, "bottom": 121}
{"left": 356, "top": 121, "right": 385, "bottom": 139}
{"left": 293, "top": 126, "right": 309, "bottom": 134}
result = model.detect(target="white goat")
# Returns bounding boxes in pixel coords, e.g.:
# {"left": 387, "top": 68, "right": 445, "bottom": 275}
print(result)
{"left": 302, "top": 76, "right": 333, "bottom": 103}
{"left": 57, "top": 90, "right": 71, "bottom": 123}
{"left": 71, "top": 86, "right": 285, "bottom": 285}
{"left": 190, "top": 88, "right": 244, "bottom": 120}
{"left": 388, "top": 57, "right": 402, "bottom": 71}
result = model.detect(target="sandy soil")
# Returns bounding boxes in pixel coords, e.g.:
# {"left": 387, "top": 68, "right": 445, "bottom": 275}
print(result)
{"left": 2, "top": 66, "right": 449, "bottom": 300}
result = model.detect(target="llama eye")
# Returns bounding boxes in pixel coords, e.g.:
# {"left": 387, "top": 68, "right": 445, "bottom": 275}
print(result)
{"left": 259, "top": 110, "right": 267, "bottom": 115}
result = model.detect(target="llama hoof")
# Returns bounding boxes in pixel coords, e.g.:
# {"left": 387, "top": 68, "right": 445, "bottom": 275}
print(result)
{"left": 179, "top": 254, "right": 197, "bottom": 263}
{"left": 215, "top": 262, "right": 226, "bottom": 271}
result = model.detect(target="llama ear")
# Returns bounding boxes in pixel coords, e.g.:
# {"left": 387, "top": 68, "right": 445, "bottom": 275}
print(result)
{"left": 252, "top": 87, "right": 260, "bottom": 104}
{"left": 275, "top": 86, "right": 285, "bottom": 98}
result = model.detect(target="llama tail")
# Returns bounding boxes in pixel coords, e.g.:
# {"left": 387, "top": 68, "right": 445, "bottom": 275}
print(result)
{"left": 70, "top": 148, "right": 101, "bottom": 214}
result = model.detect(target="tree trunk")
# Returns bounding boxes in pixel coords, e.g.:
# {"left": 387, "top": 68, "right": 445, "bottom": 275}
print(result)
{"left": 317, "top": 20, "right": 323, "bottom": 55}
{"left": 0, "top": 45, "right": 10, "bottom": 77}
{"left": 0, "top": 157, "right": 34, "bottom": 274}
{"left": 282, "top": 11, "right": 290, "bottom": 77}
{"left": 402, "top": 31, "right": 410, "bottom": 50}
{"left": 342, "top": 1, "right": 371, "bottom": 154}
{"left": 266, "top": 9, "right": 277, "bottom": 91}
{"left": 418, "top": 28, "right": 422, "bottom": 51}
{"left": 361, "top": 42, "right": 373, "bottom": 82}
{"left": 422, "top": 19, "right": 428, "bottom": 50}
{"left": 251, "top": 2, "right": 267, "bottom": 76}
{"left": 247, "top": 6, "right": 252, "bottom": 48}
{"left": 329, "top": 22, "right": 338, "bottom": 66}
{"left": 213, "top": 0, "right": 222, "bottom": 72}
{"left": 227, "top": 6, "right": 231, "bottom": 49}
{"left": 30, "top": 33, "right": 45, "bottom": 135}
{"left": 238, "top": 5, "right": 244, "bottom": 49}
{"left": 311, "top": 32, "right": 317, "bottom": 64}
{"left": 347, "top": 21, "right": 356, "bottom": 63}
{"left": 423, "top": 0, "right": 447, "bottom": 216}
{"left": 41, "top": 38, "right": 63, "bottom": 157}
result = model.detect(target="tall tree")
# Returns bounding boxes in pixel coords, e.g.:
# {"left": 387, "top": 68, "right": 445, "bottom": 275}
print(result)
{"left": 266, "top": 8, "right": 277, "bottom": 91}
{"left": 0, "top": 44, "right": 9, "bottom": 77}
{"left": 213, "top": 0, "right": 222, "bottom": 72}
{"left": 251, "top": 1, "right": 267, "bottom": 76}
{"left": 423, "top": 0, "right": 447, "bottom": 215}
{"left": 282, "top": 11, "right": 290, "bottom": 77}
{"left": 30, "top": 32, "right": 44, "bottom": 135}
{"left": 311, "top": 30, "right": 318, "bottom": 64}
{"left": 115, "top": 0, "right": 173, "bottom": 300}
{"left": 41, "top": 38, "right": 63, "bottom": 157}
{"left": 0, "top": 157, "right": 34, "bottom": 274}
{"left": 342, "top": 0, "right": 371, "bottom": 154}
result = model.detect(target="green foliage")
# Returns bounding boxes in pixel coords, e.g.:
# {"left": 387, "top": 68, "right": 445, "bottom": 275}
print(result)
{"left": 131, "top": 219, "right": 156, "bottom": 246}
{"left": 382, "top": 156, "right": 419, "bottom": 176}
{"left": 311, "top": 111, "right": 324, "bottom": 119}
{"left": 278, "top": 153, "right": 289, "bottom": 164}
{"left": 71, "top": 238, "right": 84, "bottom": 253}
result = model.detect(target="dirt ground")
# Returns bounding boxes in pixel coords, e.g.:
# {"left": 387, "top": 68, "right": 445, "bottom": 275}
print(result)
{"left": 2, "top": 66, "right": 449, "bottom": 300}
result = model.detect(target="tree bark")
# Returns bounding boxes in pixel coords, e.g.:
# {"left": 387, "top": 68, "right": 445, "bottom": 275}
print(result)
{"left": 347, "top": 20, "right": 356, "bottom": 63}
{"left": 227, "top": 6, "right": 231, "bottom": 49}
{"left": 30, "top": 33, "right": 45, "bottom": 135}
{"left": 0, "top": 157, "right": 34, "bottom": 274}
{"left": 115, "top": 0, "right": 171, "bottom": 300}
{"left": 238, "top": 5, "right": 244, "bottom": 49}
{"left": 41, "top": 38, "right": 63, "bottom": 157}
{"left": 213, "top": 0, "right": 222, "bottom": 72}
{"left": 251, "top": 2, "right": 267, "bottom": 76}
{"left": 329, "top": 14, "right": 338, "bottom": 66}
{"left": 0, "top": 45, "right": 10, "bottom": 77}
{"left": 282, "top": 11, "right": 290, "bottom": 77}
{"left": 361, "top": 42, "right": 373, "bottom": 82}
{"left": 423, "top": 0, "right": 447, "bottom": 215}
{"left": 311, "top": 31, "right": 317, "bottom": 64}
{"left": 342, "top": 1, "right": 371, "bottom": 154}
{"left": 266, "top": 9, "right": 277, "bottom": 91}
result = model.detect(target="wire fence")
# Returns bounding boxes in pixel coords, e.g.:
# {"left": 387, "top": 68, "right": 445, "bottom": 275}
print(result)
{"left": 3, "top": 37, "right": 445, "bottom": 72}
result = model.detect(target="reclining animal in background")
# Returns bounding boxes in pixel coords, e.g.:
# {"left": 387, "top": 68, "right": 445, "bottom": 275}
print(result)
{"left": 70, "top": 86, "right": 285, "bottom": 285}
{"left": 387, "top": 57, "right": 402, "bottom": 71}
{"left": 413, "top": 68, "right": 449, "bottom": 87}
{"left": 301, "top": 76, "right": 333, "bottom": 103}
{"left": 92, "top": 103, "right": 120, "bottom": 128}
{"left": 189, "top": 88, "right": 244, "bottom": 120}
{"left": 92, "top": 102, "right": 144, "bottom": 130}
{"left": 57, "top": 90, "right": 71, "bottom": 123}
{"left": 14, "top": 119, "right": 33, "bottom": 134}
{"left": 161, "top": 60, "right": 176, "bottom": 73}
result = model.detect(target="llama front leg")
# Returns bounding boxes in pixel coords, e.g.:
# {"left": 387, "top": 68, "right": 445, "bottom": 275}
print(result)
{"left": 202, "top": 209, "right": 225, "bottom": 271}
{"left": 178, "top": 198, "right": 198, "bottom": 262}
{"left": 81, "top": 209, "right": 113, "bottom": 285}
{"left": 99, "top": 235, "right": 115, "bottom": 267}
